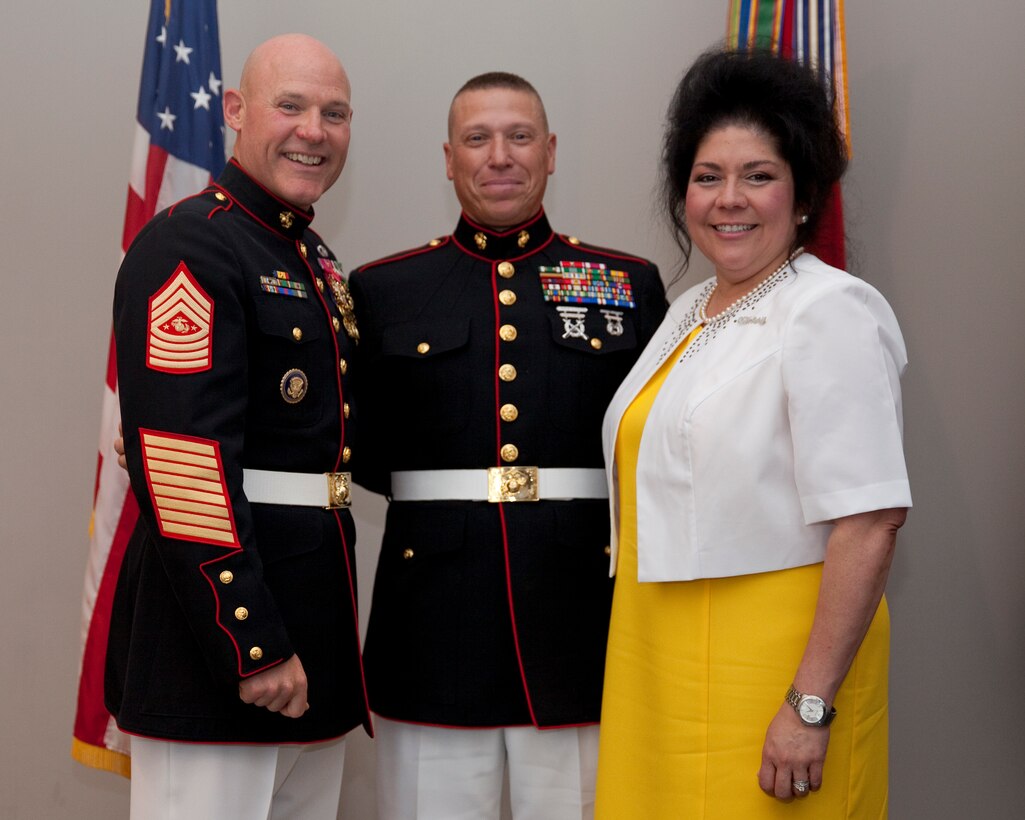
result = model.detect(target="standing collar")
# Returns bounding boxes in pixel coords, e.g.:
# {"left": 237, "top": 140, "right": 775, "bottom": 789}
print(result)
{"left": 214, "top": 159, "right": 315, "bottom": 241}
{"left": 452, "top": 209, "right": 554, "bottom": 260}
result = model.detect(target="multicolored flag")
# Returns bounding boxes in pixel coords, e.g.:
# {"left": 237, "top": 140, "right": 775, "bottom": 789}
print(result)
{"left": 72, "top": 0, "right": 226, "bottom": 777}
{"left": 727, "top": 0, "right": 849, "bottom": 269}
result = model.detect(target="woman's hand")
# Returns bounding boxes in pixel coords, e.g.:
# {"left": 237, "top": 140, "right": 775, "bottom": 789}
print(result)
{"left": 758, "top": 702, "right": 829, "bottom": 801}
{"left": 757, "top": 506, "right": 906, "bottom": 802}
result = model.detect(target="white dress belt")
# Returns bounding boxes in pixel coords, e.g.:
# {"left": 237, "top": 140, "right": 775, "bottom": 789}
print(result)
{"left": 243, "top": 468, "right": 352, "bottom": 509}
{"left": 390, "top": 467, "right": 607, "bottom": 503}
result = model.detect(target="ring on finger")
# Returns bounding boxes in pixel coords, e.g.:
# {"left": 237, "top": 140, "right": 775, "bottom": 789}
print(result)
{"left": 792, "top": 779, "right": 811, "bottom": 794}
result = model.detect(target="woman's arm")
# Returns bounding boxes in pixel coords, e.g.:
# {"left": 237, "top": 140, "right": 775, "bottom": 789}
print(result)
{"left": 757, "top": 506, "right": 907, "bottom": 801}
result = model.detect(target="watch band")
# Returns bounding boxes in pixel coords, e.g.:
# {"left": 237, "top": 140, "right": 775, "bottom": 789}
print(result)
{"left": 785, "top": 684, "right": 837, "bottom": 727}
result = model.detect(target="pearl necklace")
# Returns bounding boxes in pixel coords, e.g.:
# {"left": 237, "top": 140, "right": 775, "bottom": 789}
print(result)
{"left": 698, "top": 248, "right": 803, "bottom": 324}
{"left": 654, "top": 248, "right": 803, "bottom": 367}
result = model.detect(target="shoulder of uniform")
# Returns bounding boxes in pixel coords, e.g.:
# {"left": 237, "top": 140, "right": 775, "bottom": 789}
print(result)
{"left": 166, "top": 185, "right": 233, "bottom": 221}
{"left": 555, "top": 233, "right": 657, "bottom": 270}
{"left": 352, "top": 235, "right": 451, "bottom": 274}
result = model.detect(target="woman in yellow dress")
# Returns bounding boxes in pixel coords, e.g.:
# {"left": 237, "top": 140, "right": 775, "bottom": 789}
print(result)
{"left": 595, "top": 49, "right": 911, "bottom": 818}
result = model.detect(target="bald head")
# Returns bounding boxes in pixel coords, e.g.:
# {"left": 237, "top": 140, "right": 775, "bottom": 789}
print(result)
{"left": 224, "top": 34, "right": 352, "bottom": 209}
{"left": 240, "top": 34, "right": 348, "bottom": 99}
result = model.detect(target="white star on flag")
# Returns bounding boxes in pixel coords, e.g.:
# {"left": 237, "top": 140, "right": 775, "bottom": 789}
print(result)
{"left": 156, "top": 26, "right": 167, "bottom": 45}
{"left": 156, "top": 106, "right": 176, "bottom": 130}
{"left": 174, "top": 39, "right": 193, "bottom": 64}
{"left": 208, "top": 71, "right": 222, "bottom": 95}
{"left": 191, "top": 86, "right": 212, "bottom": 110}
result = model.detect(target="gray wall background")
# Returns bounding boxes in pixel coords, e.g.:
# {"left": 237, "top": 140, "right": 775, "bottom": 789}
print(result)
{"left": 1, "top": 1, "right": 1022, "bottom": 817}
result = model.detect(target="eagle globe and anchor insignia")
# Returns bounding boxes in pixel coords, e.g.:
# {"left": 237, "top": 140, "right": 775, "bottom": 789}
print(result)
{"left": 487, "top": 466, "right": 540, "bottom": 503}
{"left": 326, "top": 471, "right": 352, "bottom": 509}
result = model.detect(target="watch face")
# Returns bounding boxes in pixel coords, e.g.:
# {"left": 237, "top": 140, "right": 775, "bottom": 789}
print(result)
{"left": 798, "top": 697, "right": 826, "bottom": 724}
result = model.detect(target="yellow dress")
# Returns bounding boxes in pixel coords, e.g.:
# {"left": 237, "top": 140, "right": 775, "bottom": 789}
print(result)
{"left": 595, "top": 329, "right": 890, "bottom": 819}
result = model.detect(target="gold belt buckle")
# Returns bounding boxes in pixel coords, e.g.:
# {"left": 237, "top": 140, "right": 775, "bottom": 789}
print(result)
{"left": 488, "top": 466, "right": 539, "bottom": 503}
{"left": 324, "top": 472, "right": 352, "bottom": 509}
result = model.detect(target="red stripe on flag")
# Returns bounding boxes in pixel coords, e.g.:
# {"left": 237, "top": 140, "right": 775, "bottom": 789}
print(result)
{"left": 780, "top": 2, "right": 795, "bottom": 57}
{"left": 121, "top": 187, "right": 148, "bottom": 253}
{"left": 121, "top": 145, "right": 169, "bottom": 251}
{"left": 143, "top": 143, "right": 170, "bottom": 213}
{"left": 73, "top": 492, "right": 139, "bottom": 743}
{"left": 105, "top": 329, "right": 118, "bottom": 393}
{"left": 93, "top": 454, "right": 102, "bottom": 509}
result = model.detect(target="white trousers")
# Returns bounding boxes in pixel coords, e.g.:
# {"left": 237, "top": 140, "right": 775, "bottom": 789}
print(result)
{"left": 129, "top": 735, "right": 347, "bottom": 820}
{"left": 375, "top": 717, "right": 598, "bottom": 820}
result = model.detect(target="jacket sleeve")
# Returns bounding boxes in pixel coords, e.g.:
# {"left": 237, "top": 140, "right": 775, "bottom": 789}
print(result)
{"left": 114, "top": 208, "right": 295, "bottom": 686}
{"left": 782, "top": 279, "right": 912, "bottom": 524}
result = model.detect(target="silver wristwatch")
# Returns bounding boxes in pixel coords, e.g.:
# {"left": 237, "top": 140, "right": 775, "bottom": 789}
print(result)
{"left": 785, "top": 684, "right": 837, "bottom": 727}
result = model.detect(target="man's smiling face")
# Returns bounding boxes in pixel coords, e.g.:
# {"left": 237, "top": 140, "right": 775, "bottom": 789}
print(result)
{"left": 225, "top": 35, "right": 352, "bottom": 209}
{"left": 444, "top": 87, "right": 556, "bottom": 229}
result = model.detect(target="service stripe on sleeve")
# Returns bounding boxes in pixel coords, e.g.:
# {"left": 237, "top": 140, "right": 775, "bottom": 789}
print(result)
{"left": 140, "top": 429, "right": 239, "bottom": 547}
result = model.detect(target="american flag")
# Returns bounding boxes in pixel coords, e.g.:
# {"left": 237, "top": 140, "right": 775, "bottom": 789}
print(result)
{"left": 72, "top": 0, "right": 226, "bottom": 777}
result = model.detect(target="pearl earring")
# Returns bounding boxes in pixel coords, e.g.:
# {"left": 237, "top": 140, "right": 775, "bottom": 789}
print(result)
{"left": 799, "top": 214, "right": 809, "bottom": 224}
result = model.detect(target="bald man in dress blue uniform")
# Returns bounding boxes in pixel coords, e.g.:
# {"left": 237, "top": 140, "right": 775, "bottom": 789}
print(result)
{"left": 107, "top": 35, "right": 369, "bottom": 819}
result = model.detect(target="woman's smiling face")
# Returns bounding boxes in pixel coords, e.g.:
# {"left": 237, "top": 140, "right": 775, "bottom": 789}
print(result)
{"left": 685, "top": 124, "right": 801, "bottom": 294}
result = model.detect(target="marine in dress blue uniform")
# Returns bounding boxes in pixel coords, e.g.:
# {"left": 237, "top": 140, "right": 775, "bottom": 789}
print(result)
{"left": 108, "top": 158, "right": 369, "bottom": 744}
{"left": 106, "top": 35, "right": 367, "bottom": 820}
{"left": 347, "top": 71, "right": 667, "bottom": 819}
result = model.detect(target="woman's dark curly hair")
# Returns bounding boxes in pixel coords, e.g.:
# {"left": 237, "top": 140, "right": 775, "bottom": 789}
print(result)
{"left": 662, "top": 47, "right": 848, "bottom": 271}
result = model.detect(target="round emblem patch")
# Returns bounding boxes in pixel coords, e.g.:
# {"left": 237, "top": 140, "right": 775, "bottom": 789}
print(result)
{"left": 280, "top": 368, "right": 308, "bottom": 404}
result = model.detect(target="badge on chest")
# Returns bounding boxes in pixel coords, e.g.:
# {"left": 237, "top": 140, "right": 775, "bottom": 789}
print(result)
{"left": 540, "top": 262, "right": 636, "bottom": 353}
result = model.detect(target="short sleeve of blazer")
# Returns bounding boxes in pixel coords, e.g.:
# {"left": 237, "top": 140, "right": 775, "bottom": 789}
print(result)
{"left": 782, "top": 279, "right": 912, "bottom": 524}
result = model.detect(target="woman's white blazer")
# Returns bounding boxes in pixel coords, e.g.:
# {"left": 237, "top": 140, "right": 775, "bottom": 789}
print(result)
{"left": 601, "top": 253, "right": 912, "bottom": 582}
